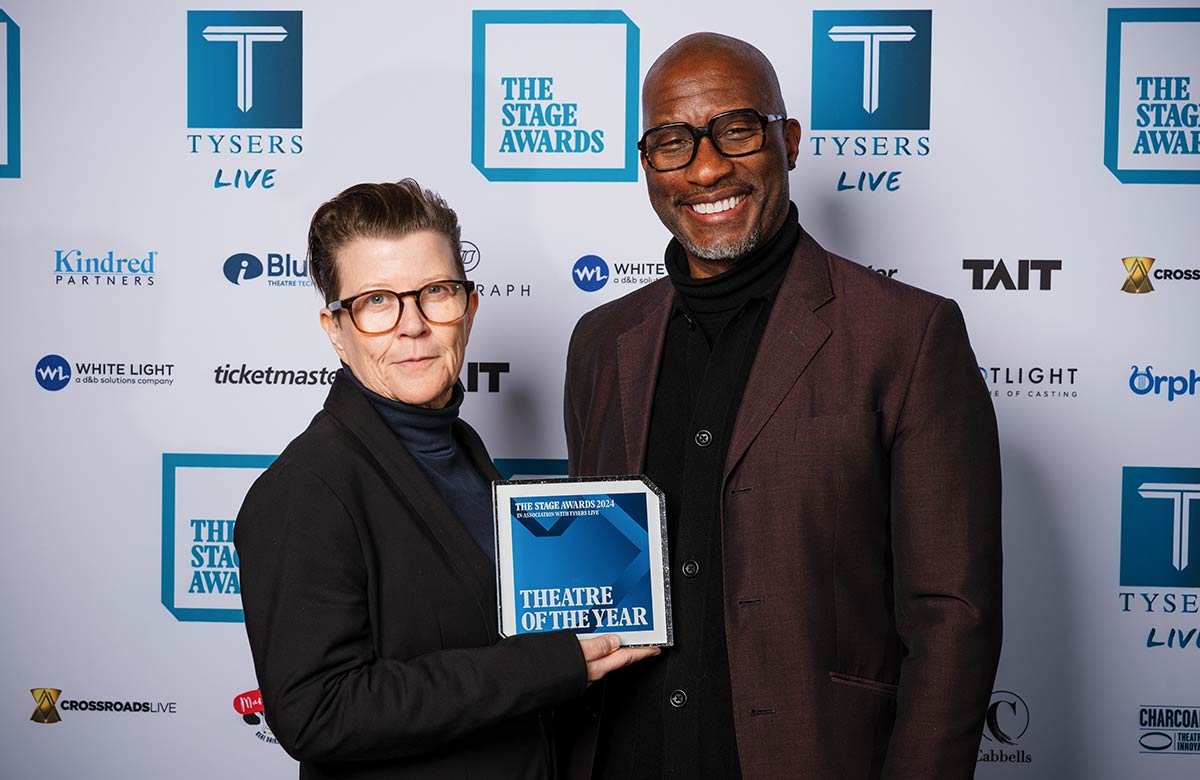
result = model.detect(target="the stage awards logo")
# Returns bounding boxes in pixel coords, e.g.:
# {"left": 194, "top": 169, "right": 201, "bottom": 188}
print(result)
{"left": 471, "top": 9, "right": 639, "bottom": 182}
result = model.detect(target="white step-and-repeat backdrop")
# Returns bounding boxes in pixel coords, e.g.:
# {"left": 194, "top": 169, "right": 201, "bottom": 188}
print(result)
{"left": 2, "top": 1, "right": 1197, "bottom": 777}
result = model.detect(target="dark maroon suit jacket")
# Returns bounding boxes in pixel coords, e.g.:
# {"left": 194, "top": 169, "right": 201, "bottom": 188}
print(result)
{"left": 562, "top": 229, "right": 1003, "bottom": 779}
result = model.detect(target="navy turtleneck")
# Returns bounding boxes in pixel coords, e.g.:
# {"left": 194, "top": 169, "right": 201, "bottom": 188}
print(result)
{"left": 339, "top": 363, "right": 495, "bottom": 560}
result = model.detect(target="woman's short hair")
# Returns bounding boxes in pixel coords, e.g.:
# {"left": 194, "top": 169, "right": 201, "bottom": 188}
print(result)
{"left": 307, "top": 179, "right": 464, "bottom": 303}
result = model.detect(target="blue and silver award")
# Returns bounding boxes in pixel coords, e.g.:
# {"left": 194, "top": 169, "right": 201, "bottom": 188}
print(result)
{"left": 493, "top": 476, "right": 672, "bottom": 647}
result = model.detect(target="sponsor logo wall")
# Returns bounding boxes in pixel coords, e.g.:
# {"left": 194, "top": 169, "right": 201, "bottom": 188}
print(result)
{"left": 1, "top": 3, "right": 1196, "bottom": 779}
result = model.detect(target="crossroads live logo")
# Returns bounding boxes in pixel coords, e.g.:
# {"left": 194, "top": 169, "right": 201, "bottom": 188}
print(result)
{"left": 1118, "top": 467, "right": 1200, "bottom": 651}
{"left": 809, "top": 9, "right": 932, "bottom": 193}
{"left": 186, "top": 10, "right": 303, "bottom": 190}
{"left": 1104, "top": 8, "right": 1200, "bottom": 184}
{"left": 30, "top": 687, "right": 177, "bottom": 722}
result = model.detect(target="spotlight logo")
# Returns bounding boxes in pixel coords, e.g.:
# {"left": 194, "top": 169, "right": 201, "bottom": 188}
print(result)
{"left": 30, "top": 688, "right": 61, "bottom": 724}
{"left": 978, "top": 690, "right": 1033, "bottom": 764}
{"left": 808, "top": 9, "right": 932, "bottom": 193}
{"left": 0, "top": 9, "right": 20, "bottom": 178}
{"left": 471, "top": 9, "right": 639, "bottom": 182}
{"left": 222, "top": 252, "right": 311, "bottom": 288}
{"left": 1104, "top": 8, "right": 1200, "bottom": 184}
{"left": 161, "top": 453, "right": 276, "bottom": 622}
{"left": 233, "top": 688, "right": 278, "bottom": 745}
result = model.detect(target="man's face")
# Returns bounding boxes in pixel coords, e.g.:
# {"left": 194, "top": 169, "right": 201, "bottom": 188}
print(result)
{"left": 641, "top": 53, "right": 800, "bottom": 268}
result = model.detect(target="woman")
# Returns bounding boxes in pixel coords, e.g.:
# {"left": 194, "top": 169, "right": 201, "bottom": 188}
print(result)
{"left": 235, "top": 180, "right": 656, "bottom": 779}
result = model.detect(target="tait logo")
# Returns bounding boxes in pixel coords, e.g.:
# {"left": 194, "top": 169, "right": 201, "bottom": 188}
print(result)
{"left": 223, "top": 252, "right": 310, "bottom": 288}
{"left": 0, "top": 9, "right": 20, "bottom": 178}
{"left": 963, "top": 258, "right": 1061, "bottom": 291}
{"left": 35, "top": 355, "right": 71, "bottom": 391}
{"left": 572, "top": 255, "right": 609, "bottom": 292}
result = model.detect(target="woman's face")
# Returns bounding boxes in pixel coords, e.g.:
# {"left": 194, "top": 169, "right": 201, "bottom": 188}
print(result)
{"left": 320, "top": 231, "right": 477, "bottom": 408}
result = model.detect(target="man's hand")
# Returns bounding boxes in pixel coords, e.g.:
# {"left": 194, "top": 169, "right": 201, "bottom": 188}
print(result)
{"left": 578, "top": 634, "right": 661, "bottom": 684}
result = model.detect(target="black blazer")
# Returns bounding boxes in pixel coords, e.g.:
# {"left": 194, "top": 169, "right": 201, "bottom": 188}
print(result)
{"left": 236, "top": 373, "right": 586, "bottom": 779}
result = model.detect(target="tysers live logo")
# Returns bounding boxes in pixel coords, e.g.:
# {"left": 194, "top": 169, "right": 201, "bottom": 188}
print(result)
{"left": 978, "top": 690, "right": 1033, "bottom": 764}
{"left": 1104, "top": 8, "right": 1200, "bottom": 184}
{"left": 471, "top": 10, "right": 639, "bottom": 182}
{"left": 223, "top": 251, "right": 310, "bottom": 288}
{"left": 186, "top": 11, "right": 303, "bottom": 190}
{"left": 1118, "top": 467, "right": 1200, "bottom": 651}
{"left": 161, "top": 454, "right": 275, "bottom": 622}
{"left": 0, "top": 9, "right": 20, "bottom": 178}
{"left": 809, "top": 9, "right": 932, "bottom": 193}
{"left": 571, "top": 253, "right": 664, "bottom": 292}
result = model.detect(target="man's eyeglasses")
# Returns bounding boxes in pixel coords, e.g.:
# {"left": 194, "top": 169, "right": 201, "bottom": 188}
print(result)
{"left": 637, "top": 108, "right": 786, "bottom": 172}
{"left": 327, "top": 280, "right": 476, "bottom": 334}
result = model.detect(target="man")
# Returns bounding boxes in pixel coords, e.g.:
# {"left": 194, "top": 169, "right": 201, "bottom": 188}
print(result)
{"left": 562, "top": 33, "right": 1002, "bottom": 780}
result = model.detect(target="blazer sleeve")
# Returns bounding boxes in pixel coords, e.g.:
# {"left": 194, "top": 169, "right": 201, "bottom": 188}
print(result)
{"left": 235, "top": 462, "right": 588, "bottom": 764}
{"left": 882, "top": 298, "right": 1003, "bottom": 779}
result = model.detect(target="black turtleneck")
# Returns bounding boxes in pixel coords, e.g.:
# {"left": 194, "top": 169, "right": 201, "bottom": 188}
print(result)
{"left": 339, "top": 364, "right": 495, "bottom": 560}
{"left": 596, "top": 204, "right": 801, "bottom": 780}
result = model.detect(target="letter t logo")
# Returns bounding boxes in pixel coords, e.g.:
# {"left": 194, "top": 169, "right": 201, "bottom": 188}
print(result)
{"left": 201, "top": 25, "right": 288, "bottom": 112}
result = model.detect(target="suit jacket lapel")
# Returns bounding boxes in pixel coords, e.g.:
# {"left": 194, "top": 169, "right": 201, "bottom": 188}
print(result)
{"left": 725, "top": 230, "right": 835, "bottom": 476}
{"left": 615, "top": 281, "right": 675, "bottom": 473}
{"left": 323, "top": 375, "right": 496, "bottom": 630}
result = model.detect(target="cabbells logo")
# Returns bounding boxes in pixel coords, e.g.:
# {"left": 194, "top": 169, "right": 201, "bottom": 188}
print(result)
{"left": 471, "top": 10, "right": 639, "bottom": 182}
{"left": 1118, "top": 467, "right": 1200, "bottom": 652}
{"left": 233, "top": 688, "right": 278, "bottom": 745}
{"left": 186, "top": 10, "right": 303, "bottom": 190}
{"left": 54, "top": 249, "right": 157, "bottom": 287}
{"left": 571, "top": 253, "right": 664, "bottom": 293}
{"left": 0, "top": 9, "right": 20, "bottom": 178}
{"left": 1104, "top": 8, "right": 1200, "bottom": 184}
{"left": 35, "top": 354, "right": 174, "bottom": 390}
{"left": 222, "top": 252, "right": 310, "bottom": 288}
{"left": 161, "top": 454, "right": 275, "bottom": 622}
{"left": 978, "top": 690, "right": 1033, "bottom": 764}
{"left": 809, "top": 9, "right": 932, "bottom": 193}
{"left": 1129, "top": 365, "right": 1199, "bottom": 402}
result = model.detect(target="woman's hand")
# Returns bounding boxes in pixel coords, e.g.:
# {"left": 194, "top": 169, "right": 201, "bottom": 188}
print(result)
{"left": 578, "top": 634, "right": 661, "bottom": 684}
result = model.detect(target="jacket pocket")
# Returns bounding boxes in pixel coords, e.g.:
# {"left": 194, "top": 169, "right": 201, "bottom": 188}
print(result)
{"left": 829, "top": 670, "right": 898, "bottom": 698}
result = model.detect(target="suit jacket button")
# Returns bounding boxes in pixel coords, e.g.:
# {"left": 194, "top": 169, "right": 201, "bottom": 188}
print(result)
{"left": 694, "top": 429, "right": 713, "bottom": 447}
{"left": 669, "top": 689, "right": 688, "bottom": 708}
{"left": 681, "top": 560, "right": 700, "bottom": 578}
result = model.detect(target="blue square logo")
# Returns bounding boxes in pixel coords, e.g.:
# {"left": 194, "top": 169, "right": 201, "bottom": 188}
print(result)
{"left": 0, "top": 9, "right": 20, "bottom": 178}
{"left": 1121, "top": 466, "right": 1200, "bottom": 588}
{"left": 811, "top": 9, "right": 932, "bottom": 131}
{"left": 471, "top": 10, "right": 640, "bottom": 182}
{"left": 187, "top": 10, "right": 302, "bottom": 129}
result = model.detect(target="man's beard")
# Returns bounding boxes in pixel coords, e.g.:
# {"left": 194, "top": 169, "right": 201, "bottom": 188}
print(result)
{"left": 679, "top": 224, "right": 763, "bottom": 263}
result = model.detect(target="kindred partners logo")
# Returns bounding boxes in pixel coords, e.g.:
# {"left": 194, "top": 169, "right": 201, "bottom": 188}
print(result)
{"left": 54, "top": 249, "right": 157, "bottom": 287}
{"left": 35, "top": 354, "right": 175, "bottom": 390}
{"left": 471, "top": 9, "right": 639, "bottom": 182}
{"left": 30, "top": 687, "right": 177, "bottom": 722}
{"left": 1118, "top": 467, "right": 1200, "bottom": 652}
{"left": 0, "top": 9, "right": 20, "bottom": 179}
{"left": 186, "top": 10, "right": 303, "bottom": 190}
{"left": 1121, "top": 256, "right": 1200, "bottom": 294}
{"left": 571, "top": 254, "right": 665, "bottom": 293}
{"left": 1138, "top": 705, "right": 1200, "bottom": 754}
{"left": 223, "top": 251, "right": 310, "bottom": 288}
{"left": 461, "top": 240, "right": 533, "bottom": 299}
{"left": 233, "top": 688, "right": 278, "bottom": 745}
{"left": 809, "top": 9, "right": 932, "bottom": 193}
{"left": 977, "top": 689, "right": 1032, "bottom": 764}
{"left": 1104, "top": 8, "right": 1200, "bottom": 184}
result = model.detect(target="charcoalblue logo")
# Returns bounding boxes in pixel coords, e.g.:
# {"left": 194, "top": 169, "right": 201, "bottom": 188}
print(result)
{"left": 979, "top": 365, "right": 1079, "bottom": 400}
{"left": 1118, "top": 467, "right": 1200, "bottom": 652}
{"left": 1139, "top": 705, "right": 1200, "bottom": 754}
{"left": 162, "top": 454, "right": 276, "bottom": 622}
{"left": 186, "top": 10, "right": 303, "bottom": 190}
{"left": 0, "top": 9, "right": 20, "bottom": 178}
{"left": 809, "top": 9, "right": 932, "bottom": 193}
{"left": 471, "top": 10, "right": 639, "bottom": 182}
{"left": 30, "top": 687, "right": 177, "bottom": 721}
{"left": 35, "top": 354, "right": 174, "bottom": 390}
{"left": 1129, "top": 365, "right": 1199, "bottom": 402}
{"left": 55, "top": 249, "right": 157, "bottom": 287}
{"left": 222, "top": 251, "right": 310, "bottom": 287}
{"left": 978, "top": 690, "right": 1032, "bottom": 764}
{"left": 1104, "top": 8, "right": 1200, "bottom": 184}
{"left": 233, "top": 688, "right": 278, "bottom": 745}
{"left": 1121, "top": 256, "right": 1200, "bottom": 294}
{"left": 572, "top": 254, "right": 664, "bottom": 293}
{"left": 460, "top": 240, "right": 531, "bottom": 298}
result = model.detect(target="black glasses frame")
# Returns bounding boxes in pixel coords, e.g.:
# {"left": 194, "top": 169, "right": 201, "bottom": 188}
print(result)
{"left": 637, "top": 108, "right": 786, "bottom": 172}
{"left": 328, "top": 280, "right": 477, "bottom": 334}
